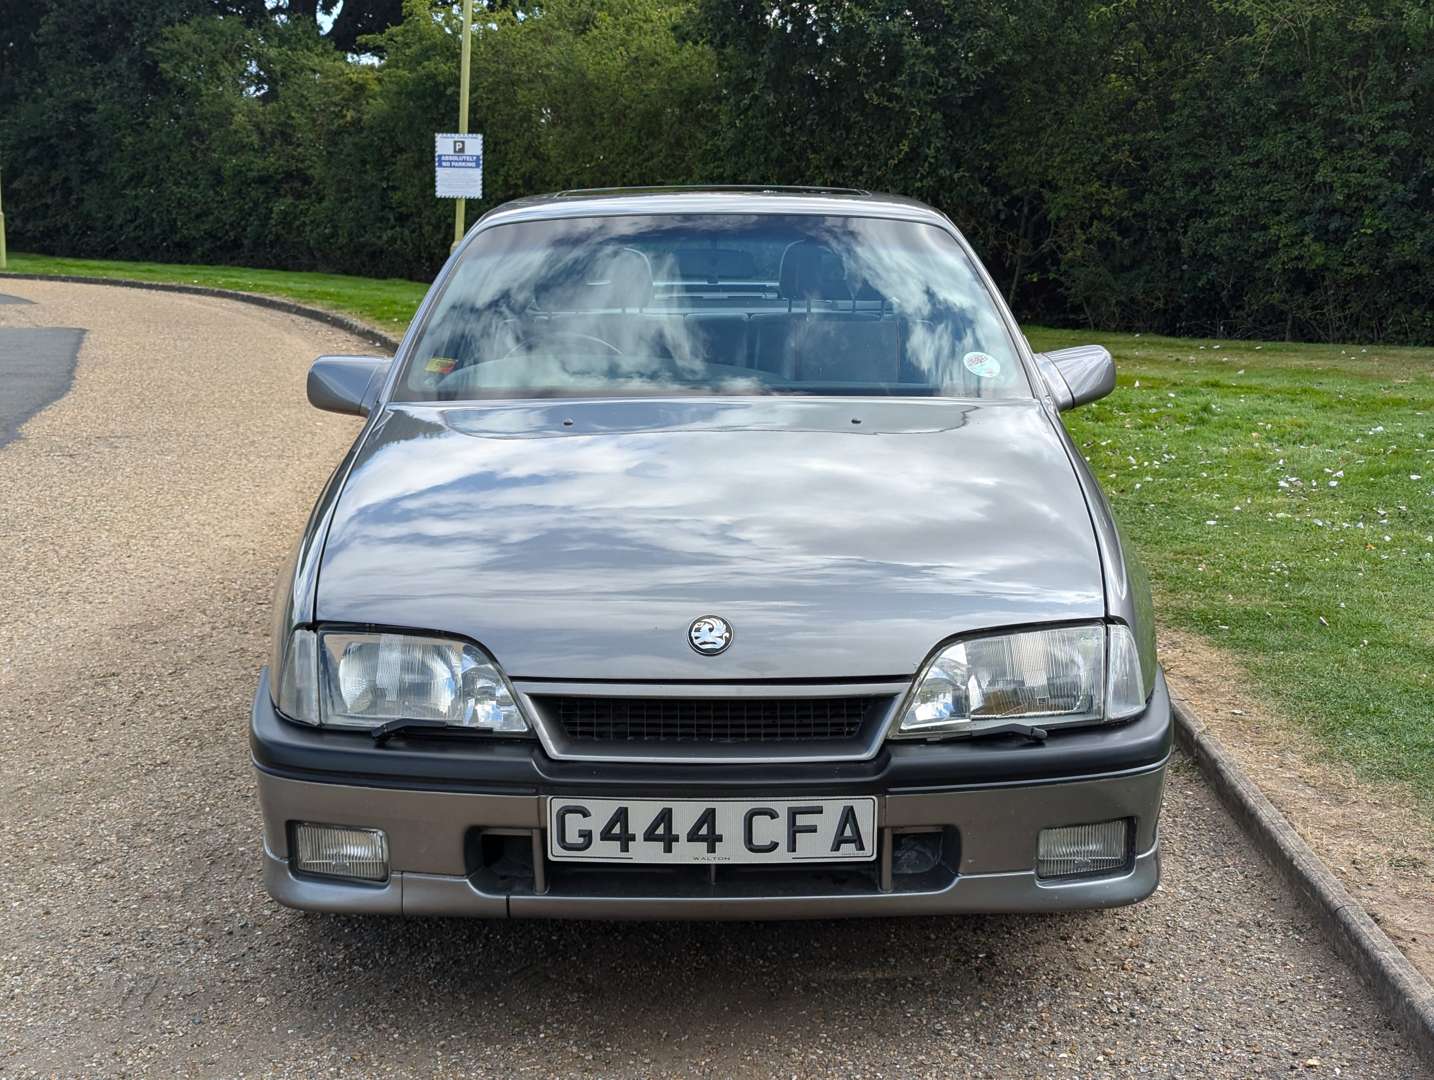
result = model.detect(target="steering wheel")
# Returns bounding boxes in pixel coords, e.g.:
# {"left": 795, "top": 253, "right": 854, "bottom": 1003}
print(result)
{"left": 500, "top": 330, "right": 623, "bottom": 360}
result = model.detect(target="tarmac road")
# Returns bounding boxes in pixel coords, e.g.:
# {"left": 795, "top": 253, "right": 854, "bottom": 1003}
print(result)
{"left": 0, "top": 279, "right": 1422, "bottom": 1078}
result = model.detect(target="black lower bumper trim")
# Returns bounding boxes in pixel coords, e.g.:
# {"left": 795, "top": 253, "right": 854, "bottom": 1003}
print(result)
{"left": 250, "top": 669, "right": 1172, "bottom": 795}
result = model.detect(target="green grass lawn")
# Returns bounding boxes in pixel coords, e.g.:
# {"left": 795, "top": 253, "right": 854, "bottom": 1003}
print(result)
{"left": 8, "top": 254, "right": 1432, "bottom": 811}
{"left": 4, "top": 252, "right": 428, "bottom": 330}
{"left": 1030, "top": 326, "right": 1434, "bottom": 811}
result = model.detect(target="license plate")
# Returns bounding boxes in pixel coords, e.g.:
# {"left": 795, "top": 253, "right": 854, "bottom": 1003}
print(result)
{"left": 546, "top": 796, "right": 878, "bottom": 864}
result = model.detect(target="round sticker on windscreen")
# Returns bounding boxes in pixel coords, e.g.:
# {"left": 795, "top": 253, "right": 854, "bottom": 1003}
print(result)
{"left": 963, "top": 351, "right": 1001, "bottom": 378}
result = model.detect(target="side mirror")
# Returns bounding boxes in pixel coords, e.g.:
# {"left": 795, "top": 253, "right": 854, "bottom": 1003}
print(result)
{"left": 1031, "top": 345, "right": 1115, "bottom": 410}
{"left": 307, "top": 355, "right": 391, "bottom": 416}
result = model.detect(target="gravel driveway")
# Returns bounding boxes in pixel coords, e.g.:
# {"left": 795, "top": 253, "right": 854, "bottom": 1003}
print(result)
{"left": 0, "top": 280, "right": 1420, "bottom": 1078}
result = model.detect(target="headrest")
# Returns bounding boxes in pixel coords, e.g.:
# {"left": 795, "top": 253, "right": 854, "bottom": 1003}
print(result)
{"left": 536, "top": 247, "right": 653, "bottom": 311}
{"left": 778, "top": 240, "right": 852, "bottom": 302}
{"left": 594, "top": 247, "right": 654, "bottom": 310}
{"left": 674, "top": 248, "right": 757, "bottom": 282}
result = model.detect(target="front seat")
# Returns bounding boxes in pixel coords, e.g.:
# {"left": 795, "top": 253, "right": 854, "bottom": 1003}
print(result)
{"left": 754, "top": 241, "right": 899, "bottom": 384}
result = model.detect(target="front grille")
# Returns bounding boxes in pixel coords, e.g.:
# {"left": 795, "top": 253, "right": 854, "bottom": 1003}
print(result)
{"left": 536, "top": 694, "right": 890, "bottom": 744}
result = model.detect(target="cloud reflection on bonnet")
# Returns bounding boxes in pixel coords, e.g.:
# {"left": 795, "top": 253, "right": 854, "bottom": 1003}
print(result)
{"left": 318, "top": 398, "right": 1103, "bottom": 679}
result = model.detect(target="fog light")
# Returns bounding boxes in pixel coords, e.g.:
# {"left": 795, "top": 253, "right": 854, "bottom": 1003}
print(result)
{"left": 1037, "top": 819, "right": 1131, "bottom": 880}
{"left": 292, "top": 823, "right": 389, "bottom": 882}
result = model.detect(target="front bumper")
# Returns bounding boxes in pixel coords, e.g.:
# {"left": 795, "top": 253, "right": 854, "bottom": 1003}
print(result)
{"left": 251, "top": 670, "right": 1171, "bottom": 919}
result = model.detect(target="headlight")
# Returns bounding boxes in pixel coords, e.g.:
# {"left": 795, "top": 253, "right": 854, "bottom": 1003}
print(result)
{"left": 273, "top": 628, "right": 530, "bottom": 734}
{"left": 892, "top": 623, "right": 1147, "bottom": 738}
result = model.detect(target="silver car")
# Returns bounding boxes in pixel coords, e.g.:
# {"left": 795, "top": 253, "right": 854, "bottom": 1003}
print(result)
{"left": 253, "top": 186, "right": 1169, "bottom": 919}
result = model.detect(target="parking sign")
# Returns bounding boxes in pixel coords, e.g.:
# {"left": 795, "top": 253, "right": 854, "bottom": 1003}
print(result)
{"left": 435, "top": 133, "right": 483, "bottom": 199}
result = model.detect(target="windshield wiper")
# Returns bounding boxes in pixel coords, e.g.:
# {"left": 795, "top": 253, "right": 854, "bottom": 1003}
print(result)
{"left": 965, "top": 722, "right": 1048, "bottom": 744}
{"left": 371, "top": 718, "right": 452, "bottom": 746}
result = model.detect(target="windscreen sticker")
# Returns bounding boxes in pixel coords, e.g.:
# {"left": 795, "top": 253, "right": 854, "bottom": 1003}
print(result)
{"left": 962, "top": 351, "right": 1001, "bottom": 378}
{"left": 424, "top": 356, "right": 458, "bottom": 375}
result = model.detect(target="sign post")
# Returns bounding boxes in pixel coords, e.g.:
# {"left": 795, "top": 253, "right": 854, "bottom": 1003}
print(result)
{"left": 448, "top": 0, "right": 476, "bottom": 251}
{"left": 0, "top": 168, "right": 7, "bottom": 271}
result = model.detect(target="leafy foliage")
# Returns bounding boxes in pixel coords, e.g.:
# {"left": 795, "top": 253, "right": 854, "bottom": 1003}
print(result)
{"left": 2, "top": 0, "right": 1431, "bottom": 340}
{"left": 691, "top": 0, "right": 1434, "bottom": 342}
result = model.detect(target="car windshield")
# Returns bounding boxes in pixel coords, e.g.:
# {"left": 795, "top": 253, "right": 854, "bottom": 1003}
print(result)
{"left": 398, "top": 213, "right": 1031, "bottom": 401}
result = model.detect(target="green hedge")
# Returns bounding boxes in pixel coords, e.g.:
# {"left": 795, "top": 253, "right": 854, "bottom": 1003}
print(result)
{"left": 3, "top": 0, "right": 1431, "bottom": 343}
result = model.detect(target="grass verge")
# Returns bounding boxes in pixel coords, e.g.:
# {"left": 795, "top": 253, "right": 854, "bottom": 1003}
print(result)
{"left": 1030, "top": 326, "right": 1434, "bottom": 812}
{"left": 9, "top": 255, "right": 1432, "bottom": 812}
{"left": 4, "top": 252, "right": 428, "bottom": 330}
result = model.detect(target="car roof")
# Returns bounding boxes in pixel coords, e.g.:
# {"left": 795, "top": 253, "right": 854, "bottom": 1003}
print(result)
{"left": 473, "top": 185, "right": 953, "bottom": 231}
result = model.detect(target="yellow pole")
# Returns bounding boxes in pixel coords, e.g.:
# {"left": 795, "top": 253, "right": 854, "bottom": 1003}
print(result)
{"left": 451, "top": 0, "right": 475, "bottom": 251}
{"left": 0, "top": 168, "right": 8, "bottom": 270}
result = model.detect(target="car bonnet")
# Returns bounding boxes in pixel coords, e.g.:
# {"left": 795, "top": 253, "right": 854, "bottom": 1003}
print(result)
{"left": 315, "top": 397, "right": 1104, "bottom": 680}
